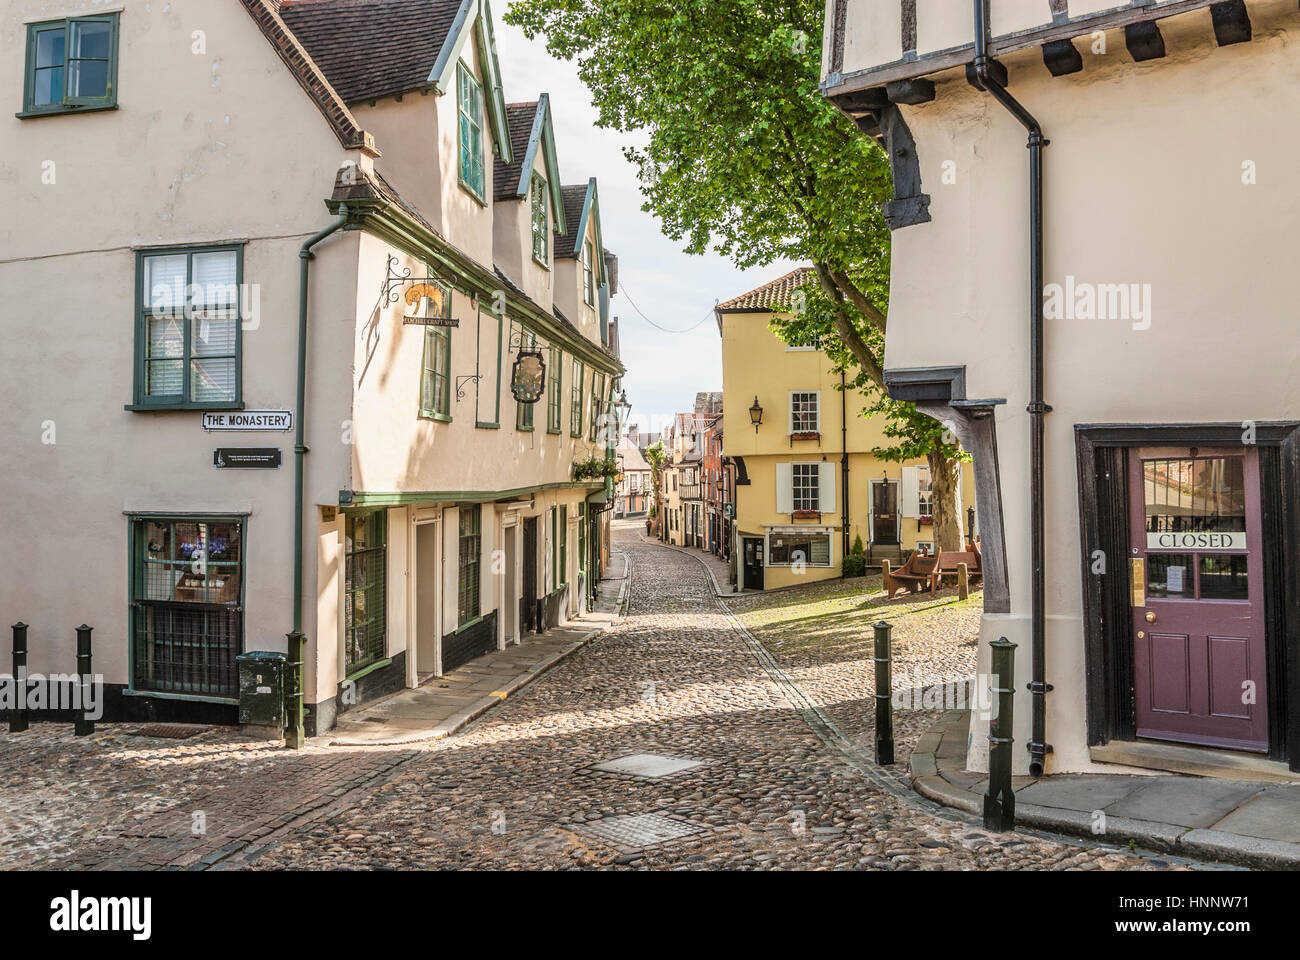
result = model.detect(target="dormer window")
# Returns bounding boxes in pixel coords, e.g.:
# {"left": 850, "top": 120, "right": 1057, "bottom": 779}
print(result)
{"left": 21, "top": 14, "right": 119, "bottom": 117}
{"left": 457, "top": 62, "right": 486, "bottom": 202}
{"left": 531, "top": 174, "right": 549, "bottom": 265}
{"left": 583, "top": 241, "right": 595, "bottom": 306}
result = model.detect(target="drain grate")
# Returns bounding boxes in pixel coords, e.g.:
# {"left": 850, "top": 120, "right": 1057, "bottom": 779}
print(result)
{"left": 132, "top": 724, "right": 210, "bottom": 740}
{"left": 589, "top": 753, "right": 703, "bottom": 778}
{"left": 577, "top": 813, "right": 704, "bottom": 849}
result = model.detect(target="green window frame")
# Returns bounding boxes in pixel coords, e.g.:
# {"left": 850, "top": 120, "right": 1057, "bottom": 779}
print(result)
{"left": 21, "top": 14, "right": 119, "bottom": 118}
{"left": 345, "top": 511, "right": 388, "bottom": 674}
{"left": 457, "top": 62, "right": 486, "bottom": 202}
{"left": 547, "top": 347, "right": 563, "bottom": 433}
{"left": 420, "top": 325, "right": 452, "bottom": 421}
{"left": 559, "top": 505, "right": 568, "bottom": 587}
{"left": 129, "top": 515, "right": 245, "bottom": 700}
{"left": 589, "top": 371, "right": 605, "bottom": 442}
{"left": 570, "top": 358, "right": 585, "bottom": 437}
{"left": 531, "top": 174, "right": 549, "bottom": 264}
{"left": 516, "top": 328, "right": 536, "bottom": 430}
{"left": 458, "top": 505, "right": 482, "bottom": 626}
{"left": 578, "top": 503, "right": 587, "bottom": 578}
{"left": 583, "top": 241, "right": 596, "bottom": 306}
{"left": 132, "top": 244, "right": 243, "bottom": 410}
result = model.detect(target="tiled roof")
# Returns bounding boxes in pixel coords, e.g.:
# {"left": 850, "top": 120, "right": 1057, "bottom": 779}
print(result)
{"left": 554, "top": 184, "right": 589, "bottom": 258}
{"left": 494, "top": 102, "right": 540, "bottom": 200}
{"left": 237, "top": 0, "right": 376, "bottom": 153}
{"left": 279, "top": 0, "right": 463, "bottom": 104}
{"left": 715, "top": 267, "right": 815, "bottom": 312}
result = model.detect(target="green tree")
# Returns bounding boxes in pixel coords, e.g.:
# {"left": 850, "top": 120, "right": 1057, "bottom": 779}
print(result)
{"left": 645, "top": 441, "right": 667, "bottom": 533}
{"left": 507, "top": 0, "right": 966, "bottom": 550}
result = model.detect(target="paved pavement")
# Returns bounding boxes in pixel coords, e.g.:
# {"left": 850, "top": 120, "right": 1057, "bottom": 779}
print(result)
{"left": 330, "top": 554, "right": 628, "bottom": 745}
{"left": 912, "top": 712, "right": 1300, "bottom": 869}
{"left": 245, "top": 522, "right": 1165, "bottom": 870}
{"left": 0, "top": 521, "right": 1190, "bottom": 870}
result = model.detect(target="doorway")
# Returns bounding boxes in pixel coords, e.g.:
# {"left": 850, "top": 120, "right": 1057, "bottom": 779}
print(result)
{"left": 1129, "top": 447, "right": 1266, "bottom": 751}
{"left": 414, "top": 520, "right": 441, "bottom": 678}
{"left": 872, "top": 480, "right": 899, "bottom": 545}
{"left": 742, "top": 537, "right": 764, "bottom": 591}
{"left": 503, "top": 524, "right": 518, "bottom": 646}
{"left": 522, "top": 517, "right": 538, "bottom": 635}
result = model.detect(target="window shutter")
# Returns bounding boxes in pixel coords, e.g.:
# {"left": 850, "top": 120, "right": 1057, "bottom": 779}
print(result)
{"left": 775, "top": 463, "right": 793, "bottom": 514}
{"left": 901, "top": 466, "right": 920, "bottom": 519}
{"left": 818, "top": 462, "right": 837, "bottom": 514}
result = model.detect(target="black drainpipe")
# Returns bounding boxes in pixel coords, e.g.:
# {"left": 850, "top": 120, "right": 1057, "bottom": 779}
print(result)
{"left": 967, "top": 0, "right": 1052, "bottom": 776}
{"left": 841, "top": 370, "right": 850, "bottom": 562}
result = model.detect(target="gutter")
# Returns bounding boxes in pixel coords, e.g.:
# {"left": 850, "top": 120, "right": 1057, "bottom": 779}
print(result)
{"left": 967, "top": 0, "right": 1052, "bottom": 777}
{"left": 841, "top": 369, "right": 850, "bottom": 561}
{"left": 290, "top": 208, "right": 350, "bottom": 644}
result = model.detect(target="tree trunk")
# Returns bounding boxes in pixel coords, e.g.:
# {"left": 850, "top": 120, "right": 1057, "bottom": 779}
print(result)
{"left": 926, "top": 444, "right": 964, "bottom": 553}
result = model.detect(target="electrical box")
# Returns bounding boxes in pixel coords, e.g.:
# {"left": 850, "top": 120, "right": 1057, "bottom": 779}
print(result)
{"left": 237, "top": 651, "right": 287, "bottom": 729}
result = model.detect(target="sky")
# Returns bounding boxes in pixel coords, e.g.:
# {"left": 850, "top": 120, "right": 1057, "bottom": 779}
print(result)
{"left": 493, "top": 17, "right": 797, "bottom": 438}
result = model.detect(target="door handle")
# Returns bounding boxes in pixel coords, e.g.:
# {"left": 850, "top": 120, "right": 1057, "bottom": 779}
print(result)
{"left": 1145, "top": 611, "right": 1156, "bottom": 623}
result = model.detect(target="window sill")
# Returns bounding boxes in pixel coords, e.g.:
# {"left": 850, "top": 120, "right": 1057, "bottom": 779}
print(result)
{"left": 123, "top": 688, "right": 237, "bottom": 705}
{"left": 475, "top": 421, "right": 500, "bottom": 430}
{"left": 16, "top": 103, "right": 118, "bottom": 120}
{"left": 420, "top": 411, "right": 453, "bottom": 423}
{"left": 533, "top": 255, "right": 551, "bottom": 271}
{"left": 517, "top": 424, "right": 535, "bottom": 432}
{"left": 458, "top": 179, "right": 488, "bottom": 207}
{"left": 126, "top": 400, "right": 244, "bottom": 412}
{"left": 547, "top": 428, "right": 562, "bottom": 435}
{"left": 454, "top": 614, "right": 487, "bottom": 634}
{"left": 345, "top": 657, "right": 393, "bottom": 683}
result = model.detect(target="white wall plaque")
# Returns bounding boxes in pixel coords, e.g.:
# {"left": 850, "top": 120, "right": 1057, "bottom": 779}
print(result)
{"left": 202, "top": 410, "right": 293, "bottom": 432}
{"left": 1147, "top": 531, "right": 1246, "bottom": 551}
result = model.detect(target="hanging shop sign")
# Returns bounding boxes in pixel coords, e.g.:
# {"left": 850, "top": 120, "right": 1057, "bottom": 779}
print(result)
{"left": 202, "top": 410, "right": 293, "bottom": 432}
{"left": 402, "top": 280, "right": 458, "bottom": 327}
{"left": 213, "top": 448, "right": 282, "bottom": 469}
{"left": 511, "top": 350, "right": 546, "bottom": 404}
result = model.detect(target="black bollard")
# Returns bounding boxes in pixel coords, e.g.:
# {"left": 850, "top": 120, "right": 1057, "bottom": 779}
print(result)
{"left": 873, "top": 620, "right": 895, "bottom": 765}
{"left": 284, "top": 631, "right": 305, "bottom": 750}
{"left": 983, "top": 637, "right": 1017, "bottom": 831}
{"left": 10, "top": 623, "right": 29, "bottom": 733}
{"left": 74, "top": 625, "right": 94, "bottom": 737}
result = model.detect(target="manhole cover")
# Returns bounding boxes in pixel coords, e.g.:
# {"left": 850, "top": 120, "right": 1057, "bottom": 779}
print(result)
{"left": 589, "top": 753, "right": 703, "bottom": 778}
{"left": 577, "top": 814, "right": 704, "bottom": 849}
{"left": 132, "top": 724, "right": 209, "bottom": 740}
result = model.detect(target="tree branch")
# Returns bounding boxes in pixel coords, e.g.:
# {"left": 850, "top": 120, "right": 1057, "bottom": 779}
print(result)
{"left": 829, "top": 270, "right": 888, "bottom": 335}
{"left": 811, "top": 260, "right": 885, "bottom": 389}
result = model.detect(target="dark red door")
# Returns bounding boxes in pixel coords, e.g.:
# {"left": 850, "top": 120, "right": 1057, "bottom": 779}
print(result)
{"left": 1129, "top": 448, "right": 1267, "bottom": 751}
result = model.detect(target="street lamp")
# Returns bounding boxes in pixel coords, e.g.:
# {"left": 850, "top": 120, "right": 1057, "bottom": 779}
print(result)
{"left": 614, "top": 390, "right": 631, "bottom": 430}
{"left": 749, "top": 396, "right": 763, "bottom": 434}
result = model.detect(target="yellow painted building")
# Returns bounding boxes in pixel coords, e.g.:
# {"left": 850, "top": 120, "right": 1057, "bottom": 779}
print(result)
{"left": 717, "top": 269, "right": 976, "bottom": 591}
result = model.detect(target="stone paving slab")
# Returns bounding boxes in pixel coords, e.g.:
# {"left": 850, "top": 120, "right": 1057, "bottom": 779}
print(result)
{"left": 910, "top": 710, "right": 1300, "bottom": 869}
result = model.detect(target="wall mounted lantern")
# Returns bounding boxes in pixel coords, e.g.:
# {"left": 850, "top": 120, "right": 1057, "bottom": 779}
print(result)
{"left": 613, "top": 390, "right": 631, "bottom": 429}
{"left": 749, "top": 396, "right": 763, "bottom": 434}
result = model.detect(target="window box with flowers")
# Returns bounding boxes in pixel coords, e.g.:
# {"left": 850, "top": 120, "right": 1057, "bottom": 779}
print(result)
{"left": 792, "top": 509, "right": 821, "bottom": 520}
{"left": 572, "top": 457, "right": 619, "bottom": 481}
{"left": 919, "top": 515, "right": 934, "bottom": 526}
{"left": 790, "top": 431, "right": 821, "bottom": 442}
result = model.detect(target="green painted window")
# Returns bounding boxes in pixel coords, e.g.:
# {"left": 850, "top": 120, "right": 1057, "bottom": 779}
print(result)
{"left": 570, "top": 358, "right": 584, "bottom": 437}
{"left": 457, "top": 62, "right": 486, "bottom": 201}
{"left": 22, "top": 14, "right": 119, "bottom": 117}
{"left": 420, "top": 324, "right": 451, "bottom": 419}
{"left": 345, "top": 511, "right": 387, "bottom": 673}
{"left": 589, "top": 371, "right": 605, "bottom": 442}
{"left": 583, "top": 241, "right": 596, "bottom": 306}
{"left": 559, "top": 505, "right": 568, "bottom": 586}
{"left": 547, "top": 347, "right": 563, "bottom": 433}
{"left": 458, "top": 504, "right": 482, "bottom": 626}
{"left": 134, "top": 245, "right": 242, "bottom": 409}
{"left": 130, "top": 516, "right": 244, "bottom": 699}
{"left": 531, "top": 174, "right": 549, "bottom": 264}
{"left": 516, "top": 327, "right": 536, "bottom": 430}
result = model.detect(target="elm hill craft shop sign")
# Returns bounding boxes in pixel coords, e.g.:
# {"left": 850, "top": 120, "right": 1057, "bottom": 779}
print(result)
{"left": 202, "top": 410, "right": 293, "bottom": 432}
{"left": 214, "top": 448, "right": 282, "bottom": 469}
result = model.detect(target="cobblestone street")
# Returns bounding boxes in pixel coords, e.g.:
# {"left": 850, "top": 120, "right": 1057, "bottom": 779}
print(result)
{"left": 0, "top": 523, "right": 1176, "bottom": 871}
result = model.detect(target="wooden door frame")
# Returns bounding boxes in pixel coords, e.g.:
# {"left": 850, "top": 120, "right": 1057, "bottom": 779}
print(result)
{"left": 407, "top": 509, "right": 443, "bottom": 684}
{"left": 869, "top": 478, "right": 900, "bottom": 545}
{"left": 1076, "top": 423, "right": 1300, "bottom": 770}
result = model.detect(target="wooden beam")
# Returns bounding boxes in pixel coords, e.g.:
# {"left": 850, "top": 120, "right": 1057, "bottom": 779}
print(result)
{"left": 1041, "top": 38, "right": 1083, "bottom": 77}
{"left": 886, "top": 78, "right": 936, "bottom": 105}
{"left": 1125, "top": 21, "right": 1166, "bottom": 62}
{"left": 1210, "top": 0, "right": 1252, "bottom": 45}
{"left": 834, "top": 88, "right": 890, "bottom": 116}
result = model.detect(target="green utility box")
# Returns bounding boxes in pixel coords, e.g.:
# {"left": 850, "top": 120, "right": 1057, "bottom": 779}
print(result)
{"left": 237, "top": 651, "right": 287, "bottom": 731}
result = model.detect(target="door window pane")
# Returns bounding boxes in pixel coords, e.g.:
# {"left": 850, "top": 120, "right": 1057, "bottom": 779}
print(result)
{"left": 1199, "top": 554, "right": 1249, "bottom": 601}
{"left": 1144, "top": 457, "right": 1246, "bottom": 541}
{"left": 1147, "top": 553, "right": 1193, "bottom": 598}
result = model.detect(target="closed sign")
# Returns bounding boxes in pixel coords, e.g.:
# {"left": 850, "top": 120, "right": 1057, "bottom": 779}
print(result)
{"left": 1147, "top": 531, "right": 1245, "bottom": 551}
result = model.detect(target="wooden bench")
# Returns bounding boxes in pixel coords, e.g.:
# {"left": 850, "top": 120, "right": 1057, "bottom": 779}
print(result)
{"left": 930, "top": 547, "right": 983, "bottom": 593}
{"left": 883, "top": 550, "right": 938, "bottom": 598}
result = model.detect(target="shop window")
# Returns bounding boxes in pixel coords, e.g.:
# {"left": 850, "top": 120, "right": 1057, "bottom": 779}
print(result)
{"left": 131, "top": 517, "right": 243, "bottom": 698}
{"left": 767, "top": 530, "right": 832, "bottom": 566}
{"left": 133, "top": 245, "right": 243, "bottom": 409}
{"left": 458, "top": 505, "right": 482, "bottom": 626}
{"left": 345, "top": 511, "right": 387, "bottom": 672}
{"left": 22, "top": 14, "right": 119, "bottom": 117}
